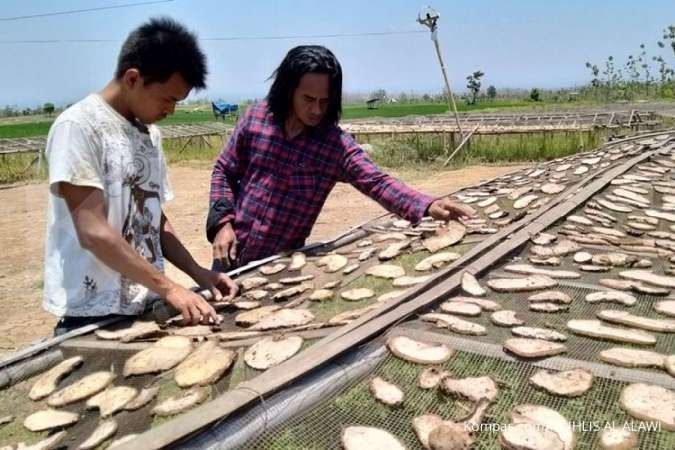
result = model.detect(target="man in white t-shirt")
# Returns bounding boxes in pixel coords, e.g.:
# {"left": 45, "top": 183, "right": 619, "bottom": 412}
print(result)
{"left": 44, "top": 17, "right": 238, "bottom": 334}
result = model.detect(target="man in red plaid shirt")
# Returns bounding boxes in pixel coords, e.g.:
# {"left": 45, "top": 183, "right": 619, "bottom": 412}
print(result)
{"left": 207, "top": 45, "right": 475, "bottom": 269}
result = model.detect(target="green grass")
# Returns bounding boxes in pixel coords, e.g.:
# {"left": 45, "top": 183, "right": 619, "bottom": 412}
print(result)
{"left": 0, "top": 121, "right": 53, "bottom": 139}
{"left": 0, "top": 378, "right": 48, "bottom": 447}
{"left": 367, "top": 129, "right": 608, "bottom": 170}
{"left": 341, "top": 100, "right": 533, "bottom": 120}
{"left": 0, "top": 152, "right": 47, "bottom": 184}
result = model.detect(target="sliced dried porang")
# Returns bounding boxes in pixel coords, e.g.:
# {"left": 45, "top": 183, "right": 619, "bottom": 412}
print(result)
{"left": 244, "top": 335, "right": 303, "bottom": 370}
{"left": 151, "top": 387, "right": 209, "bottom": 417}
{"left": 596, "top": 309, "right": 675, "bottom": 332}
{"left": 443, "top": 296, "right": 502, "bottom": 311}
{"left": 340, "top": 288, "right": 375, "bottom": 301}
{"left": 418, "top": 366, "right": 448, "bottom": 389}
{"left": 240, "top": 276, "right": 268, "bottom": 291}
{"left": 378, "top": 241, "right": 410, "bottom": 260}
{"left": 508, "top": 404, "right": 576, "bottom": 450}
{"left": 412, "top": 414, "right": 444, "bottom": 449}
{"left": 503, "top": 264, "right": 580, "bottom": 279}
{"left": 366, "top": 264, "right": 406, "bottom": 279}
{"left": 599, "top": 347, "right": 666, "bottom": 369}
{"left": 439, "top": 302, "right": 481, "bottom": 317}
{"left": 79, "top": 419, "right": 118, "bottom": 450}
{"left": 86, "top": 386, "right": 138, "bottom": 417}
{"left": 585, "top": 291, "right": 636, "bottom": 306}
{"left": 487, "top": 275, "right": 557, "bottom": 293}
{"left": 288, "top": 252, "right": 306, "bottom": 271}
{"left": 567, "top": 320, "right": 656, "bottom": 345}
{"left": 619, "top": 383, "right": 675, "bottom": 431}
{"left": 316, "top": 254, "right": 349, "bottom": 272}
{"left": 23, "top": 409, "right": 79, "bottom": 432}
{"left": 95, "top": 321, "right": 160, "bottom": 342}
{"left": 440, "top": 375, "right": 498, "bottom": 402}
{"left": 341, "top": 426, "right": 406, "bottom": 450}
{"left": 123, "top": 336, "right": 192, "bottom": 377}
{"left": 527, "top": 290, "right": 572, "bottom": 304}
{"left": 259, "top": 263, "right": 286, "bottom": 275}
{"left": 123, "top": 386, "right": 160, "bottom": 411}
{"left": 47, "top": 371, "right": 115, "bottom": 407}
{"left": 369, "top": 376, "right": 404, "bottom": 406}
{"left": 415, "top": 252, "right": 461, "bottom": 271}
{"left": 511, "top": 327, "right": 567, "bottom": 342}
{"left": 428, "top": 422, "right": 474, "bottom": 450}
{"left": 422, "top": 220, "right": 466, "bottom": 253}
{"left": 655, "top": 300, "right": 675, "bottom": 317}
{"left": 421, "top": 313, "right": 487, "bottom": 336}
{"left": 619, "top": 270, "right": 675, "bottom": 288}
{"left": 15, "top": 430, "right": 67, "bottom": 450}
{"left": 235, "top": 305, "right": 280, "bottom": 327}
{"left": 461, "top": 271, "right": 486, "bottom": 296}
{"left": 174, "top": 340, "right": 236, "bottom": 387}
{"left": 529, "top": 239, "right": 580, "bottom": 258}
{"left": 598, "top": 426, "right": 638, "bottom": 450}
{"left": 491, "top": 310, "right": 525, "bottom": 327}
{"left": 503, "top": 338, "right": 567, "bottom": 359}
{"left": 393, "top": 275, "right": 431, "bottom": 287}
{"left": 386, "top": 336, "right": 453, "bottom": 364}
{"left": 529, "top": 368, "right": 593, "bottom": 397}
{"left": 29, "top": 356, "right": 84, "bottom": 401}
{"left": 500, "top": 422, "right": 564, "bottom": 450}
{"left": 270, "top": 281, "right": 314, "bottom": 301}
{"left": 309, "top": 289, "right": 334, "bottom": 301}
{"left": 249, "top": 308, "right": 315, "bottom": 331}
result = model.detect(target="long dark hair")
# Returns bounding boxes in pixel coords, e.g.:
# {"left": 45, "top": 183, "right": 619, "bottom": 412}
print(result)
{"left": 267, "top": 45, "right": 342, "bottom": 127}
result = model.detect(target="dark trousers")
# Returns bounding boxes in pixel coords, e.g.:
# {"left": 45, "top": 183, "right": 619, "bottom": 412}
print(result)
{"left": 53, "top": 314, "right": 127, "bottom": 336}
{"left": 211, "top": 259, "right": 240, "bottom": 273}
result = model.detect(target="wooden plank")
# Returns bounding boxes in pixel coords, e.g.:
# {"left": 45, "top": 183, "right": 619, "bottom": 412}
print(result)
{"left": 117, "top": 132, "right": 673, "bottom": 450}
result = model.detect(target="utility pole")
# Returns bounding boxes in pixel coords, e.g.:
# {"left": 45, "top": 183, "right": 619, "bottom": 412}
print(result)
{"left": 417, "top": 7, "right": 464, "bottom": 139}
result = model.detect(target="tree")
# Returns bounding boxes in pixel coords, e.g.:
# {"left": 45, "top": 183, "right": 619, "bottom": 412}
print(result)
{"left": 465, "top": 70, "right": 484, "bottom": 105}
{"left": 43, "top": 102, "right": 55, "bottom": 116}
{"left": 486, "top": 85, "right": 497, "bottom": 100}
{"left": 659, "top": 25, "right": 675, "bottom": 56}
{"left": 371, "top": 88, "right": 387, "bottom": 100}
{"left": 529, "top": 88, "right": 541, "bottom": 102}
{"left": 585, "top": 62, "right": 601, "bottom": 88}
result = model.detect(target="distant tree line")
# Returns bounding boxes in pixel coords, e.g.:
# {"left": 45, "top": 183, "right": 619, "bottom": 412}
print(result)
{"left": 0, "top": 102, "right": 59, "bottom": 118}
{"left": 583, "top": 25, "right": 675, "bottom": 100}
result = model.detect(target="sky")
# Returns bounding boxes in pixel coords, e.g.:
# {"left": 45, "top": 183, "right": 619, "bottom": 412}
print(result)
{"left": 0, "top": 0, "right": 674, "bottom": 108}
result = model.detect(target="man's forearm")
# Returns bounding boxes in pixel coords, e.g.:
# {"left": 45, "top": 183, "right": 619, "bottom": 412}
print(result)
{"left": 83, "top": 225, "right": 176, "bottom": 298}
{"left": 160, "top": 213, "right": 202, "bottom": 281}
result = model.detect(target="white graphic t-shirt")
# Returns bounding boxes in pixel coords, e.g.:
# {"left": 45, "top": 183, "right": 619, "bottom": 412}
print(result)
{"left": 43, "top": 94, "right": 174, "bottom": 317}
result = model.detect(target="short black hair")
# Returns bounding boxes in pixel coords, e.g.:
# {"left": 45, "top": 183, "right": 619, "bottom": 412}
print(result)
{"left": 267, "top": 45, "right": 342, "bottom": 127}
{"left": 115, "top": 17, "right": 207, "bottom": 89}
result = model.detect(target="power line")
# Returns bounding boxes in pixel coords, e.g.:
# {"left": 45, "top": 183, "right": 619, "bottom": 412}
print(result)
{"left": 0, "top": 29, "right": 425, "bottom": 44}
{"left": 0, "top": 0, "right": 174, "bottom": 22}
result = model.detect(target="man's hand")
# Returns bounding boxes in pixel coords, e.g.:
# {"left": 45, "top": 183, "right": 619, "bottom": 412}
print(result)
{"left": 192, "top": 266, "right": 239, "bottom": 303}
{"left": 164, "top": 284, "right": 220, "bottom": 326}
{"left": 427, "top": 198, "right": 476, "bottom": 221}
{"left": 213, "top": 222, "right": 237, "bottom": 269}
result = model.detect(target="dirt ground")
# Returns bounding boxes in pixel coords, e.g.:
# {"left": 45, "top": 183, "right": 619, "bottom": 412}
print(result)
{"left": 0, "top": 163, "right": 525, "bottom": 356}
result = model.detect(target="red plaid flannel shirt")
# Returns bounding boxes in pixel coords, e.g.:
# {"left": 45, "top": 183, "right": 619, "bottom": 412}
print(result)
{"left": 208, "top": 102, "right": 434, "bottom": 265}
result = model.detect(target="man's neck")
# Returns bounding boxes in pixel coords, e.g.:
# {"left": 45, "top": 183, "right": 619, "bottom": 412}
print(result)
{"left": 284, "top": 113, "right": 306, "bottom": 140}
{"left": 99, "top": 80, "right": 135, "bottom": 123}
